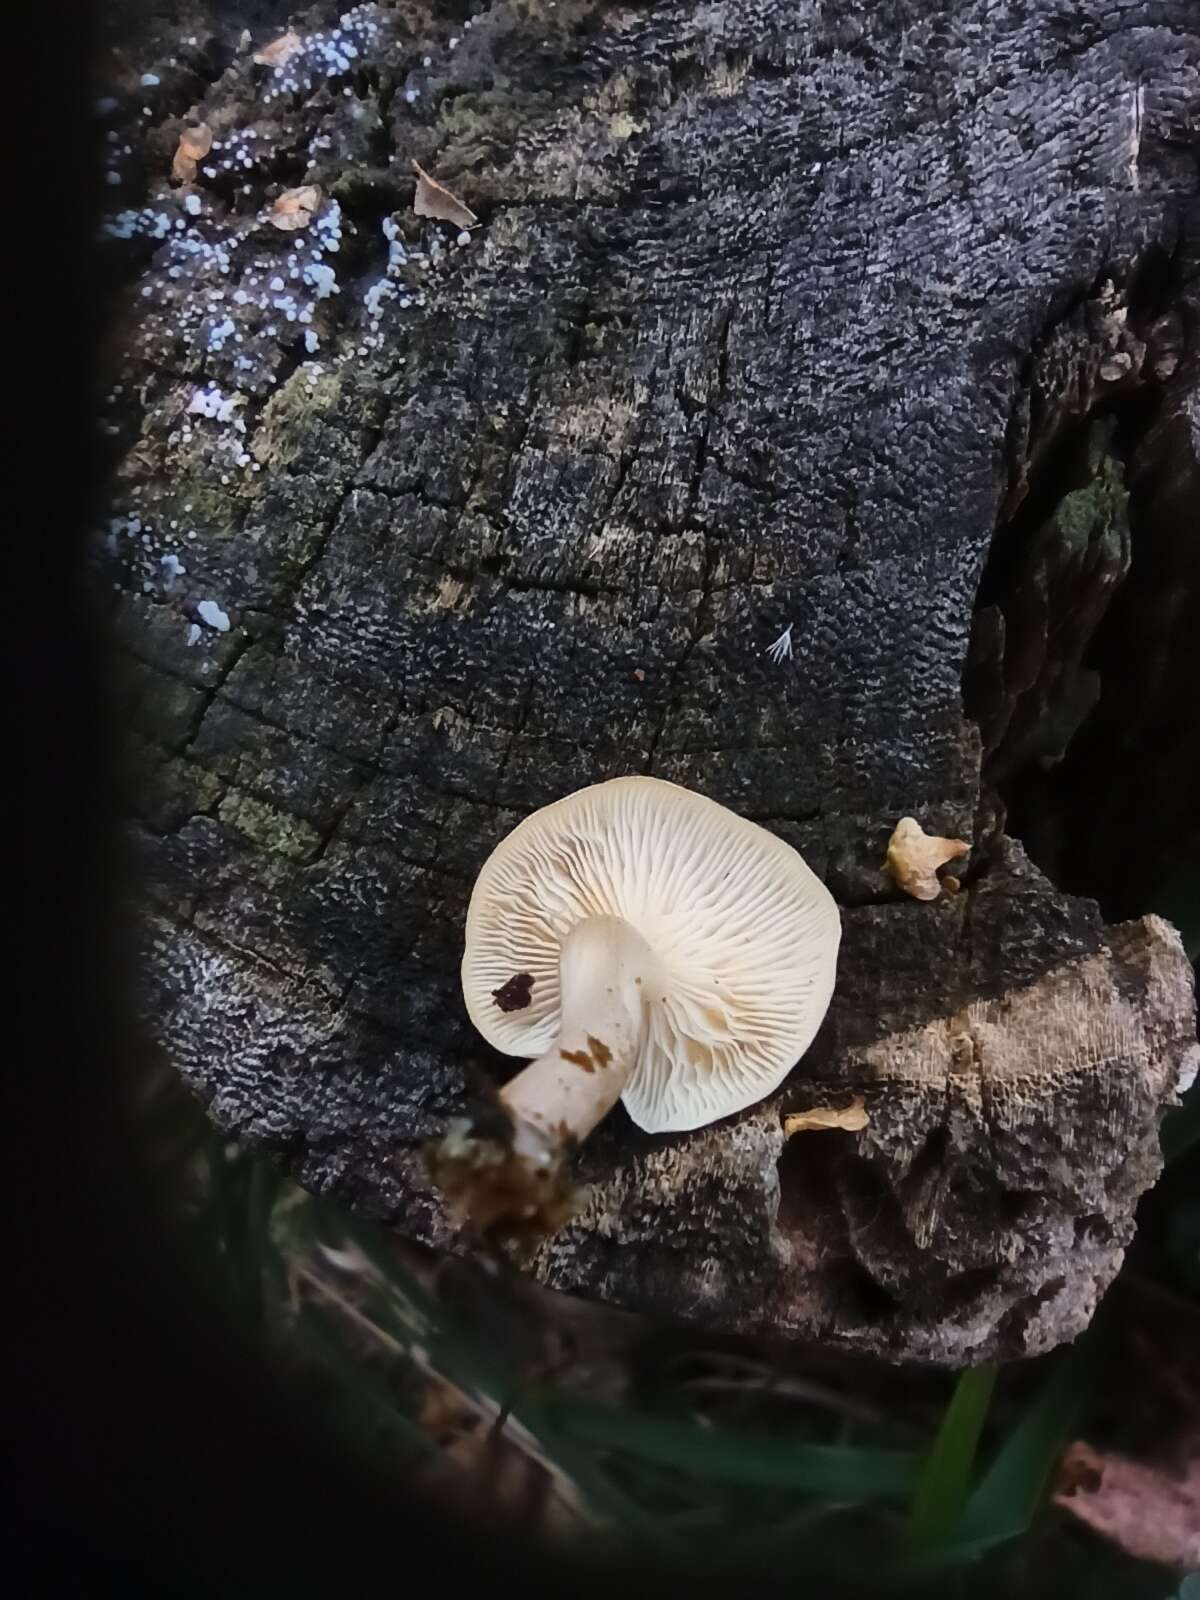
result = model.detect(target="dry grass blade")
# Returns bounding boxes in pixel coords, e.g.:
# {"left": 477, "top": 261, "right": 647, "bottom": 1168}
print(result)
{"left": 679, "top": 1375, "right": 883, "bottom": 1424}
{"left": 295, "top": 1260, "right": 599, "bottom": 1535}
{"left": 663, "top": 1349, "right": 884, "bottom": 1424}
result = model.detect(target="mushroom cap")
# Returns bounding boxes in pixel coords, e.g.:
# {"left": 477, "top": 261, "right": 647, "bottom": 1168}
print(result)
{"left": 461, "top": 776, "right": 841, "bottom": 1133}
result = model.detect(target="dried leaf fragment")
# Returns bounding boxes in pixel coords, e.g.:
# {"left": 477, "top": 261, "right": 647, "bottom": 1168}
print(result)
{"left": 885, "top": 816, "right": 969, "bottom": 901}
{"left": 412, "top": 161, "right": 478, "bottom": 229}
{"left": 267, "top": 184, "right": 322, "bottom": 231}
{"left": 253, "top": 30, "right": 303, "bottom": 67}
{"left": 1052, "top": 1440, "right": 1200, "bottom": 1567}
{"left": 171, "top": 121, "right": 213, "bottom": 185}
{"left": 784, "top": 1096, "right": 869, "bottom": 1135}
{"left": 413, "top": 1373, "right": 595, "bottom": 1537}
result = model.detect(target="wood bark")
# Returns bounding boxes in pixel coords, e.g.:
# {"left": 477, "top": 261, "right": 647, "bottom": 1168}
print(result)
{"left": 101, "top": 0, "right": 1200, "bottom": 1363}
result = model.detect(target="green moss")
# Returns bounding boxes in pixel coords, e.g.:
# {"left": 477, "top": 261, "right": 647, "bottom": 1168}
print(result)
{"left": 149, "top": 758, "right": 224, "bottom": 826}
{"left": 1052, "top": 425, "right": 1130, "bottom": 562}
{"left": 253, "top": 368, "right": 343, "bottom": 473}
{"left": 325, "top": 165, "right": 405, "bottom": 210}
{"left": 437, "top": 79, "right": 580, "bottom": 149}
{"left": 148, "top": 471, "right": 254, "bottom": 539}
{"left": 119, "top": 734, "right": 225, "bottom": 829}
{"left": 217, "top": 788, "right": 322, "bottom": 861}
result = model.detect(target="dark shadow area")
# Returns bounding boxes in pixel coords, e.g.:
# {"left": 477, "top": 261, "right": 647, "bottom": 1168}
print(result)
{"left": 965, "top": 251, "right": 1200, "bottom": 939}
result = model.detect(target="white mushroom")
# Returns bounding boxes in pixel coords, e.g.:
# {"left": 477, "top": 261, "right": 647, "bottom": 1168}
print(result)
{"left": 429, "top": 777, "right": 841, "bottom": 1235}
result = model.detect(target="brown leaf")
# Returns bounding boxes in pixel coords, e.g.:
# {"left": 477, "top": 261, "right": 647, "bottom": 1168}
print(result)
{"left": 412, "top": 161, "right": 478, "bottom": 229}
{"left": 417, "top": 1374, "right": 478, "bottom": 1443}
{"left": 784, "top": 1096, "right": 869, "bottom": 1135}
{"left": 253, "top": 30, "right": 303, "bottom": 67}
{"left": 413, "top": 1373, "right": 594, "bottom": 1538}
{"left": 1053, "top": 1440, "right": 1200, "bottom": 1567}
{"left": 171, "top": 121, "right": 213, "bottom": 185}
{"left": 884, "top": 816, "right": 970, "bottom": 901}
{"left": 267, "top": 184, "right": 322, "bottom": 231}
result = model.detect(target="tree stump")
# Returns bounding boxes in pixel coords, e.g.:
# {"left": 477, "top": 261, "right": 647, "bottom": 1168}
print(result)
{"left": 102, "top": 0, "right": 1200, "bottom": 1364}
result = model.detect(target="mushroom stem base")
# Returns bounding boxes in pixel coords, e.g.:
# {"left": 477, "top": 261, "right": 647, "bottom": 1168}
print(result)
{"left": 425, "top": 1116, "right": 582, "bottom": 1245}
{"left": 430, "top": 916, "right": 656, "bottom": 1238}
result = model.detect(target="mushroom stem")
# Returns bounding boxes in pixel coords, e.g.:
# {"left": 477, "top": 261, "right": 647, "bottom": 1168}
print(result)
{"left": 502, "top": 915, "right": 656, "bottom": 1151}
{"left": 427, "top": 916, "right": 659, "bottom": 1239}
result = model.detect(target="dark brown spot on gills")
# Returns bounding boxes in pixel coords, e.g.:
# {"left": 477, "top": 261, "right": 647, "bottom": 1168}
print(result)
{"left": 492, "top": 972, "right": 534, "bottom": 1012}
{"left": 587, "top": 1035, "right": 612, "bottom": 1067}
{"left": 560, "top": 1047, "right": 595, "bottom": 1072}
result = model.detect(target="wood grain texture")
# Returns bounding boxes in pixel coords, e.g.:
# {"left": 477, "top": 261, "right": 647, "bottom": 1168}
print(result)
{"left": 101, "top": 0, "right": 1200, "bottom": 1361}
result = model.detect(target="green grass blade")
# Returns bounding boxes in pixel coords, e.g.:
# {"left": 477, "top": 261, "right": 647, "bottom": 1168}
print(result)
{"left": 550, "top": 1396, "right": 920, "bottom": 1497}
{"left": 935, "top": 1331, "right": 1101, "bottom": 1563}
{"left": 508, "top": 1396, "right": 692, "bottom": 1556}
{"left": 904, "top": 1363, "right": 997, "bottom": 1553}
{"left": 290, "top": 1301, "right": 435, "bottom": 1462}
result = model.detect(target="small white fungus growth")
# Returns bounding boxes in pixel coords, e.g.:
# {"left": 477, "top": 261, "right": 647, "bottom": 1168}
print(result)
{"left": 186, "top": 624, "right": 202, "bottom": 647}
{"left": 160, "top": 553, "right": 186, "bottom": 585}
{"left": 304, "top": 329, "right": 320, "bottom": 353}
{"left": 190, "top": 386, "right": 244, "bottom": 424}
{"left": 456, "top": 230, "right": 471, "bottom": 247}
{"left": 363, "top": 277, "right": 396, "bottom": 320}
{"left": 184, "top": 194, "right": 202, "bottom": 216}
{"left": 196, "top": 600, "right": 231, "bottom": 633}
{"left": 303, "top": 262, "right": 337, "bottom": 298}
{"left": 140, "top": 72, "right": 160, "bottom": 87}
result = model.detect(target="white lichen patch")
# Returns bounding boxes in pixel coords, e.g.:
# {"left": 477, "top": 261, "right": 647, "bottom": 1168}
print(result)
{"left": 95, "top": 0, "right": 489, "bottom": 617}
